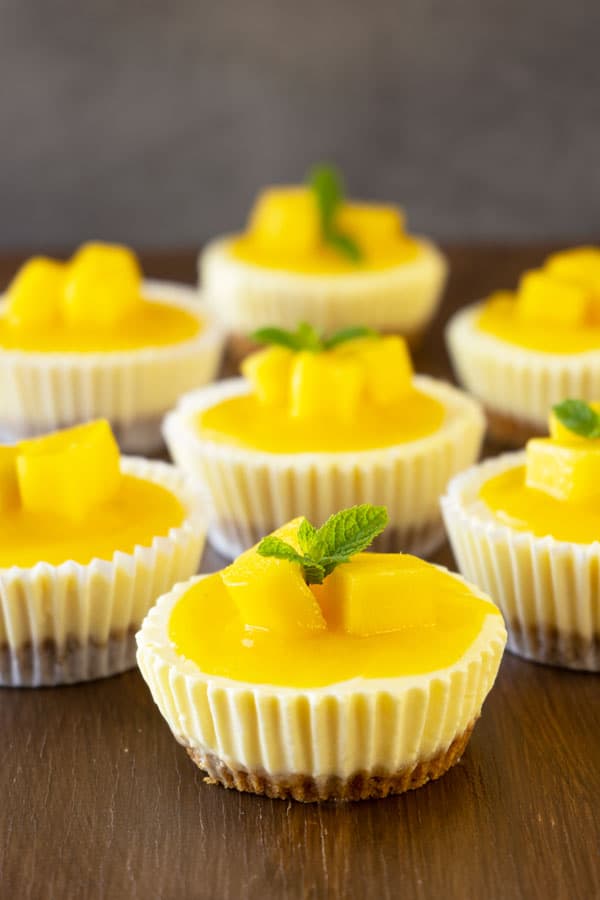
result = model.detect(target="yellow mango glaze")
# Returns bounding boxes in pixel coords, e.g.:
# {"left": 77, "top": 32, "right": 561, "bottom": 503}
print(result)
{"left": 479, "top": 464, "right": 600, "bottom": 542}
{"left": 0, "top": 298, "right": 201, "bottom": 353}
{"left": 169, "top": 570, "right": 497, "bottom": 688}
{"left": 477, "top": 293, "right": 600, "bottom": 353}
{"left": 197, "top": 387, "right": 445, "bottom": 453}
{"left": 0, "top": 475, "right": 185, "bottom": 567}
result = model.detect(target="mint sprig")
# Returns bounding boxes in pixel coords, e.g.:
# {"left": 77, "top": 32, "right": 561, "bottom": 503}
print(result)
{"left": 553, "top": 399, "right": 600, "bottom": 438}
{"left": 307, "top": 163, "right": 363, "bottom": 262}
{"left": 257, "top": 504, "right": 389, "bottom": 585}
{"left": 251, "top": 322, "right": 376, "bottom": 353}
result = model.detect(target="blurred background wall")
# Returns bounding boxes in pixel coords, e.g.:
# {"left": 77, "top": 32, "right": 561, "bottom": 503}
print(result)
{"left": 0, "top": 0, "right": 598, "bottom": 249}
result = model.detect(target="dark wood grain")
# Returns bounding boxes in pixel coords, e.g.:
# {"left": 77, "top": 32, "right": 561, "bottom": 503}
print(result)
{"left": 1, "top": 247, "right": 599, "bottom": 900}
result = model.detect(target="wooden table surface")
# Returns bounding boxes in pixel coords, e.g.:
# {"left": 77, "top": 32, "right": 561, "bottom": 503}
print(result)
{"left": 1, "top": 247, "right": 599, "bottom": 900}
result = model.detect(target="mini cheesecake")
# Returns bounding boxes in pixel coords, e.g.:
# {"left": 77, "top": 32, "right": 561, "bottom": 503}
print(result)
{"left": 200, "top": 167, "right": 447, "bottom": 358}
{"left": 137, "top": 509, "right": 506, "bottom": 801}
{"left": 446, "top": 246, "right": 600, "bottom": 445}
{"left": 442, "top": 400, "right": 600, "bottom": 670}
{"left": 0, "top": 420, "right": 206, "bottom": 686}
{"left": 0, "top": 243, "right": 224, "bottom": 453}
{"left": 163, "top": 328, "right": 484, "bottom": 559}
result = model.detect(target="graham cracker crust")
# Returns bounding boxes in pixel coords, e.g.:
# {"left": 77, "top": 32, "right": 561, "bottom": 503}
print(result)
{"left": 508, "top": 621, "right": 600, "bottom": 672}
{"left": 484, "top": 407, "right": 545, "bottom": 449}
{"left": 186, "top": 721, "right": 476, "bottom": 802}
{"left": 0, "top": 627, "right": 138, "bottom": 688}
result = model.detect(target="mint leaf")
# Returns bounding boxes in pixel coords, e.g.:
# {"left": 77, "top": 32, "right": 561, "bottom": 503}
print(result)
{"left": 251, "top": 322, "right": 379, "bottom": 354}
{"left": 251, "top": 322, "right": 323, "bottom": 352}
{"left": 295, "top": 322, "right": 322, "bottom": 352}
{"left": 552, "top": 399, "right": 600, "bottom": 438}
{"left": 297, "top": 517, "right": 317, "bottom": 552}
{"left": 307, "top": 163, "right": 363, "bottom": 263}
{"left": 256, "top": 536, "right": 306, "bottom": 564}
{"left": 257, "top": 504, "right": 389, "bottom": 584}
{"left": 308, "top": 163, "right": 342, "bottom": 233}
{"left": 251, "top": 327, "right": 303, "bottom": 351}
{"left": 323, "top": 326, "right": 377, "bottom": 350}
{"left": 311, "top": 505, "right": 389, "bottom": 577}
{"left": 327, "top": 232, "right": 362, "bottom": 262}
{"left": 256, "top": 535, "right": 326, "bottom": 583}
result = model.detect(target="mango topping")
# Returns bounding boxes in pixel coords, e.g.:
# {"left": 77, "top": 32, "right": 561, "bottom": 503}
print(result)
{"left": 549, "top": 401, "right": 600, "bottom": 442}
{"left": 12, "top": 420, "right": 121, "bottom": 522}
{"left": 5, "top": 243, "right": 145, "bottom": 333}
{"left": 62, "top": 242, "right": 142, "bottom": 327}
{"left": 290, "top": 351, "right": 365, "bottom": 421}
{"left": 344, "top": 335, "right": 413, "bottom": 407}
{"left": 525, "top": 435, "right": 600, "bottom": 503}
{"left": 240, "top": 346, "right": 293, "bottom": 407}
{"left": 523, "top": 401, "right": 600, "bottom": 502}
{"left": 242, "top": 332, "right": 414, "bottom": 423}
{"left": 248, "top": 187, "right": 321, "bottom": 258}
{"left": 336, "top": 203, "right": 404, "bottom": 256}
{"left": 246, "top": 183, "right": 407, "bottom": 264}
{"left": 516, "top": 270, "right": 590, "bottom": 328}
{"left": 221, "top": 552, "right": 327, "bottom": 637}
{"left": 312, "top": 553, "right": 437, "bottom": 635}
{"left": 6, "top": 257, "right": 65, "bottom": 328}
{"left": 230, "top": 168, "right": 417, "bottom": 274}
{"left": 216, "top": 510, "right": 462, "bottom": 639}
{"left": 546, "top": 246, "right": 600, "bottom": 294}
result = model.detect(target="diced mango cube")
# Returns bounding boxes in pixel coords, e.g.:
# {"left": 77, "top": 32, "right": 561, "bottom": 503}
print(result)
{"left": 526, "top": 437, "right": 600, "bottom": 502}
{"left": 248, "top": 187, "right": 321, "bottom": 257}
{"left": 311, "top": 553, "right": 437, "bottom": 635}
{"left": 62, "top": 242, "right": 142, "bottom": 327}
{"left": 290, "top": 351, "right": 365, "bottom": 420}
{"left": 0, "top": 446, "right": 19, "bottom": 511}
{"left": 336, "top": 203, "right": 404, "bottom": 254}
{"left": 545, "top": 246, "right": 600, "bottom": 292}
{"left": 17, "top": 420, "right": 121, "bottom": 521}
{"left": 517, "top": 270, "right": 590, "bottom": 327}
{"left": 549, "top": 402, "right": 600, "bottom": 441}
{"left": 6, "top": 257, "right": 65, "bottom": 328}
{"left": 344, "top": 335, "right": 413, "bottom": 405}
{"left": 241, "top": 346, "right": 294, "bottom": 406}
{"left": 221, "top": 551, "right": 326, "bottom": 636}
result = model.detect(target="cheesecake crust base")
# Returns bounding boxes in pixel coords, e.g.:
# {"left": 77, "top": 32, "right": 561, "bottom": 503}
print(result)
{"left": 186, "top": 721, "right": 476, "bottom": 802}
{"left": 508, "top": 621, "right": 600, "bottom": 672}
{"left": 0, "top": 628, "right": 138, "bottom": 688}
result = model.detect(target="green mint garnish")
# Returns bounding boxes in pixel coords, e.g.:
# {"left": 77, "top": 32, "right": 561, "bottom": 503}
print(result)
{"left": 257, "top": 504, "right": 389, "bottom": 585}
{"left": 322, "top": 326, "right": 377, "bottom": 350}
{"left": 307, "top": 163, "right": 363, "bottom": 262}
{"left": 552, "top": 399, "right": 600, "bottom": 438}
{"left": 251, "top": 322, "right": 376, "bottom": 353}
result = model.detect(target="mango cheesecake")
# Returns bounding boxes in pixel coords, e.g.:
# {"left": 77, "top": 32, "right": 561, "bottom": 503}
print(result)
{"left": 137, "top": 505, "right": 506, "bottom": 801}
{"left": 0, "top": 242, "right": 224, "bottom": 453}
{"left": 200, "top": 164, "right": 447, "bottom": 353}
{"left": 0, "top": 420, "right": 206, "bottom": 686}
{"left": 442, "top": 400, "right": 600, "bottom": 671}
{"left": 446, "top": 246, "right": 600, "bottom": 445}
{"left": 163, "top": 325, "right": 484, "bottom": 559}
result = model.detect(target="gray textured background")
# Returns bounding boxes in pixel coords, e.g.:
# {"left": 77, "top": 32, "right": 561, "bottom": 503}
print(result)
{"left": 1, "top": 0, "right": 599, "bottom": 249}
